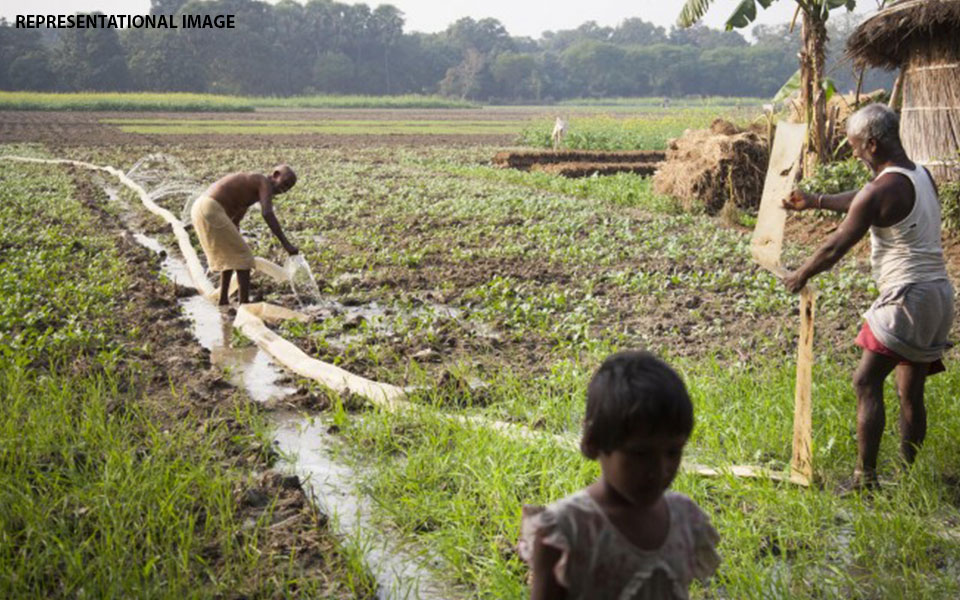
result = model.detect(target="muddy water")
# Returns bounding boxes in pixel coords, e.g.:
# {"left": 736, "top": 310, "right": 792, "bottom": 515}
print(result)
{"left": 274, "top": 414, "right": 462, "bottom": 600}
{"left": 131, "top": 230, "right": 296, "bottom": 403}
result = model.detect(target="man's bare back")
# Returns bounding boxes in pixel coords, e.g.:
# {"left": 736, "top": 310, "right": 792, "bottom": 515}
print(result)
{"left": 205, "top": 172, "right": 270, "bottom": 224}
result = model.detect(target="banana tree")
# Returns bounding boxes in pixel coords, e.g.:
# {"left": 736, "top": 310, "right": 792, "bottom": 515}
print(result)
{"left": 678, "top": 0, "right": 856, "bottom": 173}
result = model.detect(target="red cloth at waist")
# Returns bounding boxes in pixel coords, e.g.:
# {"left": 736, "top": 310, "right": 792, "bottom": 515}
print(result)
{"left": 855, "top": 321, "right": 945, "bottom": 375}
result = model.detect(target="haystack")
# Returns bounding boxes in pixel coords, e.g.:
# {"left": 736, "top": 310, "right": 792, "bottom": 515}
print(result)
{"left": 847, "top": 0, "right": 960, "bottom": 183}
{"left": 653, "top": 120, "right": 768, "bottom": 214}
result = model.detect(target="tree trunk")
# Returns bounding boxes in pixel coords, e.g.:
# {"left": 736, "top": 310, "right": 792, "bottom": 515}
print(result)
{"left": 800, "top": 10, "right": 828, "bottom": 176}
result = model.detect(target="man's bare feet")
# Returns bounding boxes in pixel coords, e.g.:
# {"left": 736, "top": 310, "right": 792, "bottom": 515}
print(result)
{"left": 835, "top": 470, "right": 880, "bottom": 497}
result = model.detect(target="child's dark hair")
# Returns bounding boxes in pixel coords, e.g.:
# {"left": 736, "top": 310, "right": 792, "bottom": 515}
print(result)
{"left": 580, "top": 350, "right": 693, "bottom": 459}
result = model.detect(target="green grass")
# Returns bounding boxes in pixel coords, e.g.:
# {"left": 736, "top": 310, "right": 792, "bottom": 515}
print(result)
{"left": 517, "top": 110, "right": 754, "bottom": 150}
{"left": 0, "top": 91, "right": 477, "bottom": 112}
{"left": 337, "top": 354, "right": 960, "bottom": 599}
{"left": 49, "top": 137, "right": 960, "bottom": 599}
{"left": 558, "top": 96, "right": 765, "bottom": 108}
{"left": 0, "top": 158, "right": 368, "bottom": 597}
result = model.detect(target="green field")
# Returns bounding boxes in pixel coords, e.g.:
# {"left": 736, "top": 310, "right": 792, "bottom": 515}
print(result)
{"left": 3, "top": 103, "right": 959, "bottom": 598}
{"left": 0, "top": 91, "right": 478, "bottom": 112}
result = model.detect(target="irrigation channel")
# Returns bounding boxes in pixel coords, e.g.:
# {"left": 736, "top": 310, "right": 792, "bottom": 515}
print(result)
{"left": 1, "top": 153, "right": 461, "bottom": 599}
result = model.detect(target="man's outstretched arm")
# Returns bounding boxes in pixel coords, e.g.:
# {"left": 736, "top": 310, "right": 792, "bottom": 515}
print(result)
{"left": 783, "top": 188, "right": 860, "bottom": 214}
{"left": 784, "top": 185, "right": 876, "bottom": 293}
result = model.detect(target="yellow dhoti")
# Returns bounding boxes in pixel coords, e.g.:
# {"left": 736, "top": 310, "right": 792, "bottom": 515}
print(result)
{"left": 190, "top": 195, "right": 255, "bottom": 272}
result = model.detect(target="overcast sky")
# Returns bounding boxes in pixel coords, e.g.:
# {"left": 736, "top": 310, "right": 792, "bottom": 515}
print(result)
{"left": 2, "top": 0, "right": 876, "bottom": 39}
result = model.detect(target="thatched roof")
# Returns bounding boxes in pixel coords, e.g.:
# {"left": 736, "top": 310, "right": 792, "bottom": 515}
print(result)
{"left": 846, "top": 0, "right": 960, "bottom": 69}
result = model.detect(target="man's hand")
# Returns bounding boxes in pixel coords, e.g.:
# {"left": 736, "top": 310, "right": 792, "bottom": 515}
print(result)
{"left": 285, "top": 243, "right": 299, "bottom": 256}
{"left": 783, "top": 270, "right": 807, "bottom": 294}
{"left": 782, "top": 189, "right": 814, "bottom": 212}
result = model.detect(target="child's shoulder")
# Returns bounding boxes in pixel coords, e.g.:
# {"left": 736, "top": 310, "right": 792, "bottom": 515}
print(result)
{"left": 532, "top": 489, "right": 597, "bottom": 526}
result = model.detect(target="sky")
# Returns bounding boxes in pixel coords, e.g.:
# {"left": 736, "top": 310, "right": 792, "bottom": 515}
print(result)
{"left": 2, "top": 0, "right": 877, "bottom": 40}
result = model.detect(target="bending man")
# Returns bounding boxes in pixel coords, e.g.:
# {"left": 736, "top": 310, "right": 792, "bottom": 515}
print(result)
{"left": 191, "top": 165, "right": 300, "bottom": 305}
{"left": 782, "top": 104, "right": 953, "bottom": 489}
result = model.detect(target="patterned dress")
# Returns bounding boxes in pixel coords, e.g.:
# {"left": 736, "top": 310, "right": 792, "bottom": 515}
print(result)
{"left": 518, "top": 491, "right": 720, "bottom": 599}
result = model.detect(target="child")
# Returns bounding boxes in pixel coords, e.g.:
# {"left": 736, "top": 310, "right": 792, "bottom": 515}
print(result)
{"left": 518, "top": 350, "right": 719, "bottom": 599}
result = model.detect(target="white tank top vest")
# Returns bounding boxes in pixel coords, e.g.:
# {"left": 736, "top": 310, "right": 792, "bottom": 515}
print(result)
{"left": 869, "top": 164, "right": 948, "bottom": 291}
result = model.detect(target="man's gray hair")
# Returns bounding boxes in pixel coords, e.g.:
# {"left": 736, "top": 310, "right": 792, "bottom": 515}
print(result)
{"left": 847, "top": 103, "right": 901, "bottom": 149}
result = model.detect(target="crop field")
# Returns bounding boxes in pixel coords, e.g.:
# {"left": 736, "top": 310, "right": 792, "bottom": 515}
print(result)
{"left": 3, "top": 103, "right": 960, "bottom": 598}
{"left": 0, "top": 91, "right": 477, "bottom": 112}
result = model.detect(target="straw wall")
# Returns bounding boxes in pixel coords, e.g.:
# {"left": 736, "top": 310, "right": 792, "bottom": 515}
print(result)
{"left": 900, "top": 36, "right": 960, "bottom": 183}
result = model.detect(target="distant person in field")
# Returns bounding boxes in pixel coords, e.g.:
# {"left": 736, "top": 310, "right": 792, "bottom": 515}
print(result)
{"left": 518, "top": 350, "right": 720, "bottom": 599}
{"left": 191, "top": 165, "right": 300, "bottom": 306}
{"left": 551, "top": 117, "right": 567, "bottom": 150}
{"left": 782, "top": 103, "right": 954, "bottom": 490}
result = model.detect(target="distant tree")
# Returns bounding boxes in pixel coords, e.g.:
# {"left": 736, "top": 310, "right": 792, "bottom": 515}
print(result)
{"left": 52, "top": 15, "right": 131, "bottom": 91}
{"left": 123, "top": 28, "right": 204, "bottom": 92}
{"left": 8, "top": 51, "right": 55, "bottom": 91}
{"left": 372, "top": 4, "right": 404, "bottom": 93}
{"left": 407, "top": 32, "right": 461, "bottom": 94}
{"left": 611, "top": 18, "right": 668, "bottom": 45}
{"left": 312, "top": 51, "right": 354, "bottom": 91}
{"left": 491, "top": 51, "right": 538, "bottom": 100}
{"left": 439, "top": 48, "right": 489, "bottom": 99}
{"left": 561, "top": 40, "right": 630, "bottom": 97}
{"left": 0, "top": 21, "right": 55, "bottom": 90}
{"left": 632, "top": 44, "right": 701, "bottom": 96}
{"left": 669, "top": 24, "right": 747, "bottom": 48}
{"left": 178, "top": 0, "right": 275, "bottom": 95}
{"left": 444, "top": 17, "right": 514, "bottom": 56}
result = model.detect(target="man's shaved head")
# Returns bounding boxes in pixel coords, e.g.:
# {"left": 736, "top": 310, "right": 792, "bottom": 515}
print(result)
{"left": 271, "top": 164, "right": 297, "bottom": 193}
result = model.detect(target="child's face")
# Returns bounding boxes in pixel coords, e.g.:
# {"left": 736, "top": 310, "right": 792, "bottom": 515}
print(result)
{"left": 598, "top": 430, "right": 687, "bottom": 507}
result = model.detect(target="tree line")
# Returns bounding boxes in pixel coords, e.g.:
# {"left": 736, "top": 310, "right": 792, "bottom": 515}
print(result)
{"left": 0, "top": 0, "right": 893, "bottom": 101}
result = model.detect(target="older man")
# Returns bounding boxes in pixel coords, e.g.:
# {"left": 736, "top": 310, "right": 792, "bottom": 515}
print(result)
{"left": 191, "top": 165, "right": 300, "bottom": 305}
{"left": 782, "top": 103, "right": 953, "bottom": 489}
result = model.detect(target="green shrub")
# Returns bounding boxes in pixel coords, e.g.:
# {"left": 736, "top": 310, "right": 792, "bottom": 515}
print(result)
{"left": 941, "top": 180, "right": 960, "bottom": 233}
{"left": 799, "top": 157, "right": 871, "bottom": 195}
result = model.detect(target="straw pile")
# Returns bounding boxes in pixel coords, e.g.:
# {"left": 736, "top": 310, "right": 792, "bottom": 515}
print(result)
{"left": 652, "top": 120, "right": 768, "bottom": 214}
{"left": 846, "top": 0, "right": 960, "bottom": 183}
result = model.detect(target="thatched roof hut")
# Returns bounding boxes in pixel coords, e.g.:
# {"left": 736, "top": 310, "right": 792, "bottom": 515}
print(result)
{"left": 846, "top": 0, "right": 960, "bottom": 183}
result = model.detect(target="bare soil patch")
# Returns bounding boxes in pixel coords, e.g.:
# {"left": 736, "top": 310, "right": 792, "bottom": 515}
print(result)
{"left": 531, "top": 162, "right": 659, "bottom": 177}
{"left": 492, "top": 149, "right": 665, "bottom": 169}
{"left": 0, "top": 110, "right": 514, "bottom": 148}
